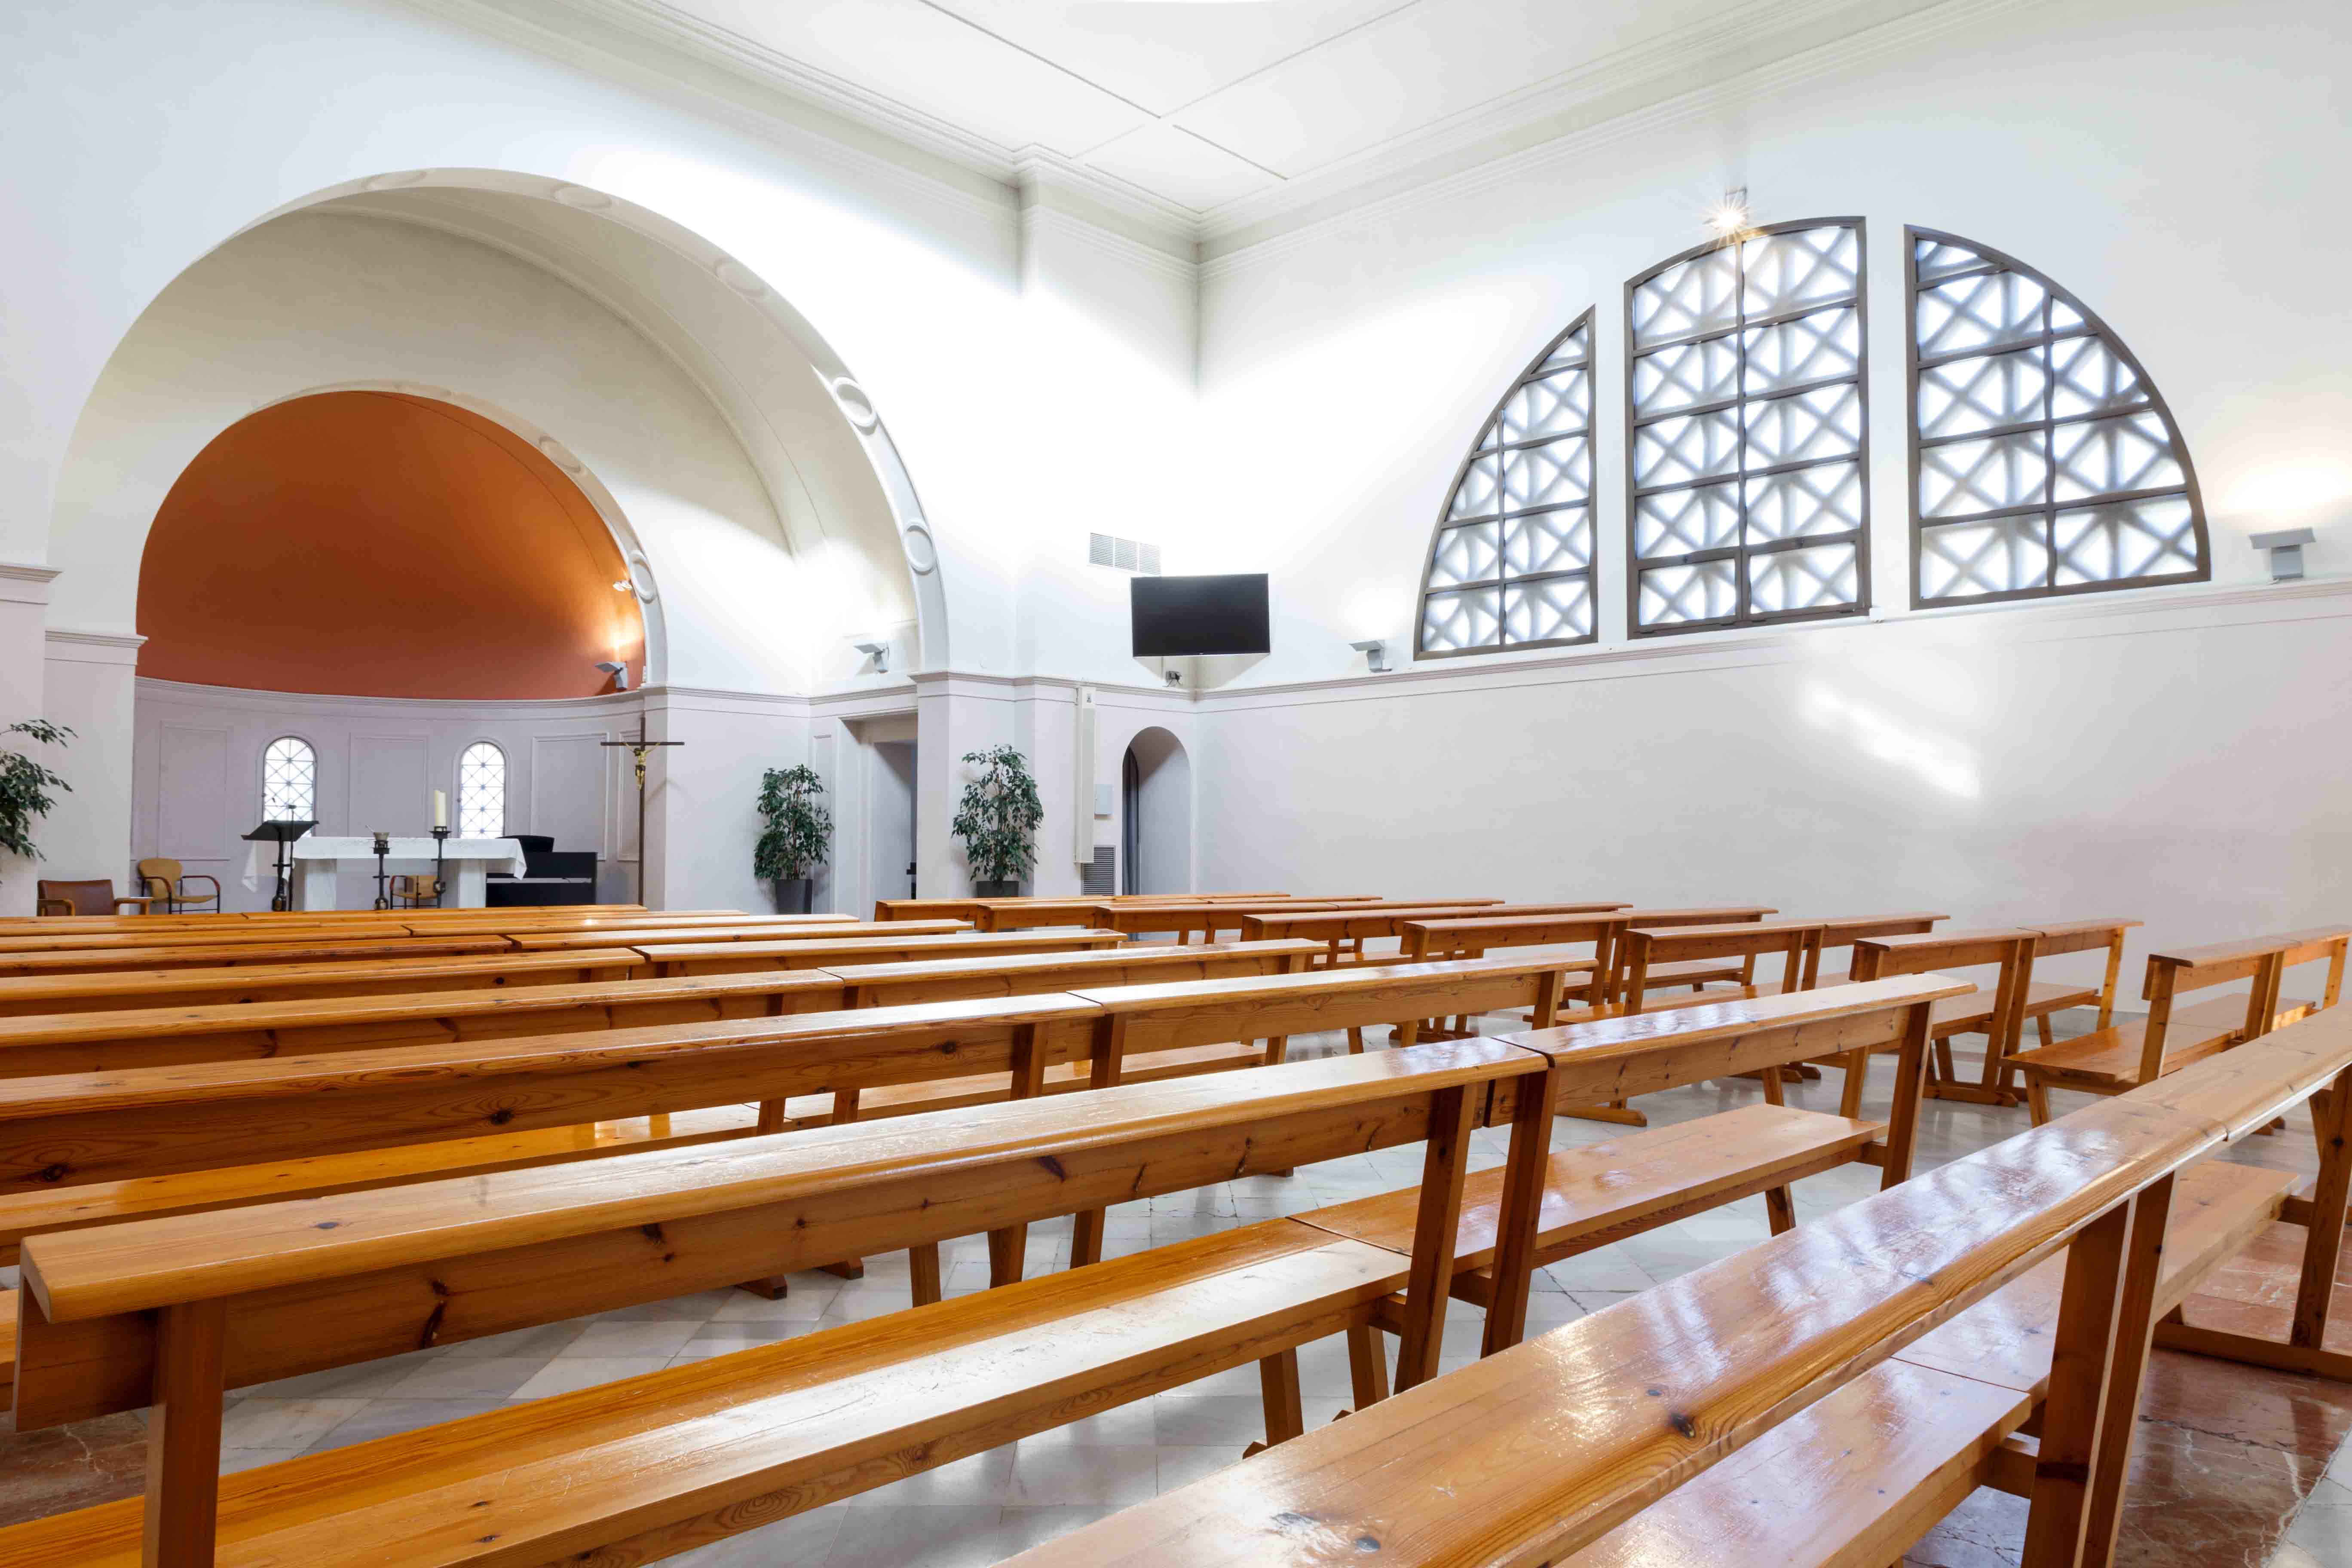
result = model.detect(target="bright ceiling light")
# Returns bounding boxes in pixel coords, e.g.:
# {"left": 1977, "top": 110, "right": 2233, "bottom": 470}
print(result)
{"left": 1706, "top": 187, "right": 1750, "bottom": 237}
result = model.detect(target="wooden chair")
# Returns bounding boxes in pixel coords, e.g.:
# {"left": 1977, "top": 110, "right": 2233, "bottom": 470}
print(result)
{"left": 996, "top": 1013, "right": 2352, "bottom": 1568}
{"left": 386, "top": 873, "right": 439, "bottom": 909}
{"left": 133, "top": 858, "right": 218, "bottom": 914}
{"left": 32, "top": 880, "right": 148, "bottom": 917}
{"left": 2012, "top": 925, "right": 2349, "bottom": 1122}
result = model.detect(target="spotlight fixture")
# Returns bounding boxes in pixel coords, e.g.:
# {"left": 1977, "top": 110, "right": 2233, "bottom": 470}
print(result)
{"left": 2250, "top": 527, "right": 2317, "bottom": 582}
{"left": 853, "top": 640, "right": 891, "bottom": 673}
{"left": 1348, "top": 637, "right": 1390, "bottom": 674}
{"left": 594, "top": 659, "right": 630, "bottom": 692}
{"left": 1706, "top": 187, "right": 1751, "bottom": 239}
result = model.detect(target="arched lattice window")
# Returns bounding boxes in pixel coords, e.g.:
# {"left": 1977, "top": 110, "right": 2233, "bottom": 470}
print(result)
{"left": 261, "top": 737, "right": 316, "bottom": 821}
{"left": 1627, "top": 219, "right": 1868, "bottom": 634}
{"left": 458, "top": 742, "right": 507, "bottom": 838}
{"left": 1909, "top": 229, "right": 2208, "bottom": 604}
{"left": 1416, "top": 310, "right": 1596, "bottom": 656}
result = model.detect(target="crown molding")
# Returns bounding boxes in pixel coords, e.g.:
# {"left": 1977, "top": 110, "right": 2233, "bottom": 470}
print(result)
{"left": 136, "top": 676, "right": 651, "bottom": 717}
{"left": 43, "top": 627, "right": 147, "bottom": 665}
{"left": 0, "top": 562, "right": 61, "bottom": 606}
{"left": 409, "top": 0, "right": 2012, "bottom": 273}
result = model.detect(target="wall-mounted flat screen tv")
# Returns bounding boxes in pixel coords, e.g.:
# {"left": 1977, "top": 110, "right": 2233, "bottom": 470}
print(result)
{"left": 1131, "top": 573, "right": 1270, "bottom": 658}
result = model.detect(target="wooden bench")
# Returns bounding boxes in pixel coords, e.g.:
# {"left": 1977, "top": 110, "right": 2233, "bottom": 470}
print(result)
{"left": 505, "top": 918, "right": 972, "bottom": 952}
{"left": 1797, "top": 910, "right": 1948, "bottom": 986}
{"left": 825, "top": 937, "right": 1323, "bottom": 1006}
{"left": 2, "top": 1037, "right": 1559, "bottom": 1568}
{"left": 644, "top": 927, "right": 1126, "bottom": 974}
{"left": 1293, "top": 977, "right": 1964, "bottom": 1356}
{"left": 0, "top": 935, "right": 524, "bottom": 979}
{"left": 1841, "top": 927, "right": 2040, "bottom": 1109}
{"left": 995, "top": 1012, "right": 2352, "bottom": 1568}
{"left": 1586, "top": 904, "right": 1777, "bottom": 993}
{"left": 2013, "top": 924, "right": 2349, "bottom": 1121}
{"left": 0, "top": 946, "right": 652, "bottom": 1018}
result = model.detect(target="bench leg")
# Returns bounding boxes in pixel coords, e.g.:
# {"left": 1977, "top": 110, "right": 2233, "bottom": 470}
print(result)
{"left": 988, "top": 1224, "right": 1028, "bottom": 1288}
{"left": 1838, "top": 1047, "right": 1870, "bottom": 1121}
{"left": 2027, "top": 1078, "right": 2055, "bottom": 1126}
{"left": 1561, "top": 1101, "right": 1648, "bottom": 1127}
{"left": 1070, "top": 1209, "right": 1106, "bottom": 1269}
{"left": 910, "top": 1242, "right": 943, "bottom": 1307}
{"left": 144, "top": 1297, "right": 228, "bottom": 1568}
{"left": 1755, "top": 1066, "right": 1798, "bottom": 1233}
{"left": 2079, "top": 1175, "right": 2176, "bottom": 1568}
{"left": 2292, "top": 1073, "right": 2352, "bottom": 1354}
{"left": 1257, "top": 1348, "right": 1305, "bottom": 1449}
{"left": 819, "top": 1261, "right": 865, "bottom": 1281}
{"left": 1482, "top": 1064, "right": 1561, "bottom": 1356}
{"left": 1346, "top": 1323, "right": 1390, "bottom": 1409}
{"left": 2018, "top": 1192, "right": 2143, "bottom": 1567}
{"left": 735, "top": 1275, "right": 790, "bottom": 1300}
{"left": 1394, "top": 1084, "right": 1477, "bottom": 1391}
{"left": 1347, "top": 1026, "right": 1366, "bottom": 1054}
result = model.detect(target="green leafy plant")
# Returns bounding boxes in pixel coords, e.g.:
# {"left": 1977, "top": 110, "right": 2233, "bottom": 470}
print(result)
{"left": 951, "top": 744, "right": 1042, "bottom": 886}
{"left": 753, "top": 764, "right": 833, "bottom": 882}
{"left": 0, "top": 720, "right": 73, "bottom": 873}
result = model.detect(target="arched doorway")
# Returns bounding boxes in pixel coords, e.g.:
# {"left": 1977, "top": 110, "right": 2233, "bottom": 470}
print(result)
{"left": 1120, "top": 727, "right": 1191, "bottom": 896}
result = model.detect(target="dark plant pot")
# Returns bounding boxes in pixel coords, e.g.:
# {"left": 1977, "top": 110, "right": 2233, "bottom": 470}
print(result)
{"left": 772, "top": 876, "right": 813, "bottom": 913}
{"left": 974, "top": 879, "right": 1023, "bottom": 897}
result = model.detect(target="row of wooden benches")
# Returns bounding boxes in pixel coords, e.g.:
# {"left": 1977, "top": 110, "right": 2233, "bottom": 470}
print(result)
{"left": 8, "top": 968, "right": 2349, "bottom": 1568}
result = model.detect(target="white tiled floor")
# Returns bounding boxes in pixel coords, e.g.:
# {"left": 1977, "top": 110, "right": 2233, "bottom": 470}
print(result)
{"left": 15, "top": 1013, "right": 2340, "bottom": 1564}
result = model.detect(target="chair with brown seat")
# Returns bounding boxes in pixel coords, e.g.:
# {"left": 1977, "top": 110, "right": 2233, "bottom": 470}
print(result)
{"left": 387, "top": 874, "right": 440, "bottom": 910}
{"left": 135, "top": 858, "right": 219, "bottom": 914}
{"left": 33, "top": 880, "right": 148, "bottom": 918}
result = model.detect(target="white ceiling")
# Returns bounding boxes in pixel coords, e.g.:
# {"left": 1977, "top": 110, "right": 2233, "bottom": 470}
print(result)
{"left": 541, "top": 0, "right": 1874, "bottom": 229}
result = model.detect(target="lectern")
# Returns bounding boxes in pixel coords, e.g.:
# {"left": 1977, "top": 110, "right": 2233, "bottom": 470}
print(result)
{"left": 241, "top": 820, "right": 317, "bottom": 912}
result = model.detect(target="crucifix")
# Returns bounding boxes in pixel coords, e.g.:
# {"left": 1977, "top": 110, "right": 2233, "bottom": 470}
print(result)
{"left": 602, "top": 729, "right": 683, "bottom": 903}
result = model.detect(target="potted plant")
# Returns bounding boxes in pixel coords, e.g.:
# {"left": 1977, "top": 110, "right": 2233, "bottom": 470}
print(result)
{"left": 753, "top": 764, "right": 832, "bottom": 913}
{"left": 0, "top": 720, "right": 72, "bottom": 883}
{"left": 951, "top": 744, "right": 1041, "bottom": 896}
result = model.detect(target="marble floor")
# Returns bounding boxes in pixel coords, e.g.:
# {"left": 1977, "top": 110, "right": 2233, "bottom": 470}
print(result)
{"left": 3, "top": 1014, "right": 2350, "bottom": 1566}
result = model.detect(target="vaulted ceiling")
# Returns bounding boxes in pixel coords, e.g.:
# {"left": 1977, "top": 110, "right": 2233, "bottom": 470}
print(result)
{"left": 533, "top": 0, "right": 1939, "bottom": 233}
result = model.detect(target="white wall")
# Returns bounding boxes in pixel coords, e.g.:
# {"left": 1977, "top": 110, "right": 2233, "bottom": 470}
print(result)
{"left": 132, "top": 680, "right": 646, "bottom": 911}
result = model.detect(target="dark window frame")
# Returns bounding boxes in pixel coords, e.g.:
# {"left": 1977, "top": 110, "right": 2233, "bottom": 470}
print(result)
{"left": 1412, "top": 308, "right": 1600, "bottom": 660}
{"left": 1905, "top": 225, "right": 2211, "bottom": 609}
{"left": 1623, "top": 217, "right": 1872, "bottom": 638}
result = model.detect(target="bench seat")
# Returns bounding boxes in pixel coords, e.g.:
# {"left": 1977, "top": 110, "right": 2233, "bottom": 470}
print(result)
{"left": 0, "top": 1104, "right": 763, "bottom": 1266}
{"left": 0, "top": 1220, "right": 1407, "bottom": 1568}
{"left": 1929, "top": 977, "right": 2099, "bottom": 1035}
{"left": 1295, "top": 1103, "right": 1881, "bottom": 1305}
{"left": 2010, "top": 994, "right": 2317, "bottom": 1094}
{"left": 1564, "top": 1155, "right": 2296, "bottom": 1565}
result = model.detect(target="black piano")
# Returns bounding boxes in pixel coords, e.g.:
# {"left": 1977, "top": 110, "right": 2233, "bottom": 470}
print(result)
{"left": 485, "top": 834, "right": 599, "bottom": 906}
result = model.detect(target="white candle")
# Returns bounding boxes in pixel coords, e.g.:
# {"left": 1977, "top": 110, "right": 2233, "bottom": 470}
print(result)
{"left": 434, "top": 789, "right": 447, "bottom": 829}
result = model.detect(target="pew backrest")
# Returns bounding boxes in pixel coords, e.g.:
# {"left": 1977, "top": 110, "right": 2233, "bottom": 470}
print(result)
{"left": 646, "top": 928, "right": 1127, "bottom": 975}
{"left": 0, "top": 947, "right": 652, "bottom": 1018}
{"left": 1611, "top": 919, "right": 1822, "bottom": 1006}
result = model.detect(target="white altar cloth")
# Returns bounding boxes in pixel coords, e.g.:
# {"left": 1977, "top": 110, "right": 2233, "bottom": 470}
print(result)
{"left": 242, "top": 835, "right": 528, "bottom": 909}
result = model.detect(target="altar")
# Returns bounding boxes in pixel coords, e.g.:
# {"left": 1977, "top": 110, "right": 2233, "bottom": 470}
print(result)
{"left": 241, "top": 835, "right": 529, "bottom": 910}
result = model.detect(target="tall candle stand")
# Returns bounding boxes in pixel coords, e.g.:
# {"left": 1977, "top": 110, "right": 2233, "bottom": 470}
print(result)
{"left": 370, "top": 830, "right": 393, "bottom": 911}
{"left": 430, "top": 825, "right": 451, "bottom": 907}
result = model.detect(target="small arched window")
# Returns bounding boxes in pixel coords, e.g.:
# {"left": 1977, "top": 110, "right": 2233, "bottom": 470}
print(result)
{"left": 1416, "top": 310, "right": 1597, "bottom": 656}
{"left": 1908, "top": 228, "right": 2208, "bottom": 604}
{"left": 261, "top": 737, "right": 316, "bottom": 822}
{"left": 1627, "top": 219, "right": 1868, "bottom": 634}
{"left": 458, "top": 742, "right": 507, "bottom": 839}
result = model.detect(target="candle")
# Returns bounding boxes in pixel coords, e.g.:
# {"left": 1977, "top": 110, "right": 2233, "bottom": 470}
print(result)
{"left": 434, "top": 790, "right": 447, "bottom": 829}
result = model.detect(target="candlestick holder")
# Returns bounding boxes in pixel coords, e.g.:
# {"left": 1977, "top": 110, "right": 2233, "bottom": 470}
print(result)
{"left": 370, "top": 830, "right": 393, "bottom": 910}
{"left": 430, "top": 826, "right": 451, "bottom": 908}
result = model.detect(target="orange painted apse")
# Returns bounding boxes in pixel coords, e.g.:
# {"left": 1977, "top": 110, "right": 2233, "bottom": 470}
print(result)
{"left": 138, "top": 392, "right": 646, "bottom": 698}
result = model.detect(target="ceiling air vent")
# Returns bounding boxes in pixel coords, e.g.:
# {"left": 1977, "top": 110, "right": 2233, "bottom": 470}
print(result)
{"left": 1088, "top": 533, "right": 1161, "bottom": 574}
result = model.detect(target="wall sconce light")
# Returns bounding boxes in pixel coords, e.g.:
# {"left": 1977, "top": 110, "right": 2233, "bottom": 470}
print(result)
{"left": 2250, "top": 528, "right": 2316, "bottom": 581}
{"left": 1706, "top": 186, "right": 1751, "bottom": 238}
{"left": 595, "top": 660, "right": 630, "bottom": 692}
{"left": 854, "top": 640, "right": 891, "bottom": 673}
{"left": 1349, "top": 638, "right": 1390, "bottom": 674}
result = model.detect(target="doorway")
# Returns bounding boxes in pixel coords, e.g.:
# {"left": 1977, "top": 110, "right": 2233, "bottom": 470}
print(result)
{"left": 872, "top": 740, "right": 917, "bottom": 902}
{"left": 1119, "top": 728, "right": 1191, "bottom": 896}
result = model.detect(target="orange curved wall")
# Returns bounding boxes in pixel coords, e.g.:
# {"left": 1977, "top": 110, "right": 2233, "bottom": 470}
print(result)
{"left": 138, "top": 392, "right": 646, "bottom": 699}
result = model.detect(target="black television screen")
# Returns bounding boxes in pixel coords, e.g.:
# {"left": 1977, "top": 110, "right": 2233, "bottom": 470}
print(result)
{"left": 1131, "top": 573, "right": 1270, "bottom": 658}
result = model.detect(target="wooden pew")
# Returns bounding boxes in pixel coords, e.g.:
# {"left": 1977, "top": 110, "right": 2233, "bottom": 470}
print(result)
{"left": 869, "top": 892, "right": 1336, "bottom": 923}
{"left": 1293, "top": 977, "right": 1966, "bottom": 1358}
{"left": 1797, "top": 910, "right": 1949, "bottom": 986}
{"left": 1232, "top": 902, "right": 1591, "bottom": 962}
{"left": 996, "top": 1015, "right": 2352, "bottom": 1568}
{"left": 0, "top": 947, "right": 652, "bottom": 1018}
{"left": 3, "top": 1038, "right": 1560, "bottom": 1568}
{"left": 1606, "top": 918, "right": 1819, "bottom": 1008}
{"left": 0, "top": 934, "right": 522, "bottom": 979}
{"left": 1108, "top": 898, "right": 1503, "bottom": 948}
{"left": 2013, "top": 924, "right": 2349, "bottom": 1122}
{"left": 504, "top": 918, "right": 972, "bottom": 952}
{"left": 0, "top": 940, "right": 1329, "bottom": 1078}
{"left": 645, "top": 927, "right": 1126, "bottom": 975}
{"left": 1834, "top": 928, "right": 2038, "bottom": 1112}
{"left": 1587, "top": 905, "right": 1777, "bottom": 993}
